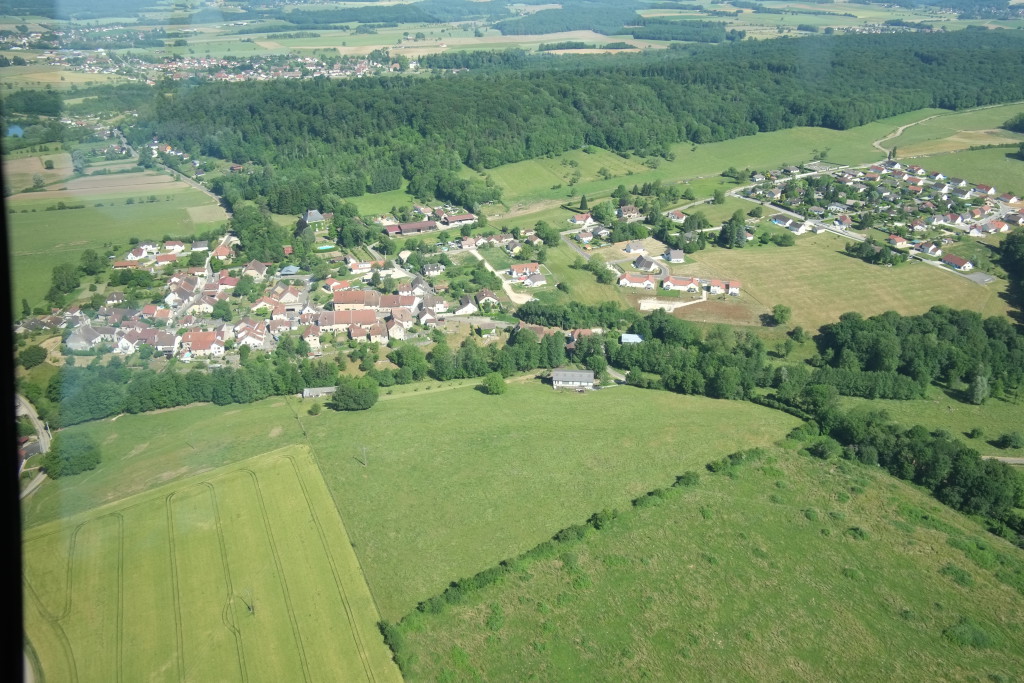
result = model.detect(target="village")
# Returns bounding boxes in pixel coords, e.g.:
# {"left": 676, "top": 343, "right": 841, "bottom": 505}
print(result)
{"left": 14, "top": 153, "right": 1021, "bottom": 377}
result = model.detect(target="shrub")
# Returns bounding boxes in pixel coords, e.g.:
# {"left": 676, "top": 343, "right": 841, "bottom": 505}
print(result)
{"left": 939, "top": 564, "right": 974, "bottom": 587}
{"left": 587, "top": 508, "right": 619, "bottom": 530}
{"left": 328, "top": 376, "right": 379, "bottom": 411}
{"left": 19, "top": 345, "right": 47, "bottom": 369}
{"left": 943, "top": 617, "right": 994, "bottom": 648}
{"left": 674, "top": 471, "right": 699, "bottom": 488}
{"left": 995, "top": 432, "right": 1024, "bottom": 449}
{"left": 481, "top": 371, "right": 507, "bottom": 395}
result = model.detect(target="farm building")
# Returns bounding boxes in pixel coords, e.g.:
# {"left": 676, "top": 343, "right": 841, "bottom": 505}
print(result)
{"left": 551, "top": 368, "right": 596, "bottom": 391}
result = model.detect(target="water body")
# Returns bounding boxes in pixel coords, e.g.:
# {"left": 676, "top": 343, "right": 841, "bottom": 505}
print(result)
{"left": 7, "top": 125, "right": 24, "bottom": 137}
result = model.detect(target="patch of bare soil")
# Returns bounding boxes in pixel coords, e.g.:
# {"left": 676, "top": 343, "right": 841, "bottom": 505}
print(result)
{"left": 269, "top": 426, "right": 283, "bottom": 438}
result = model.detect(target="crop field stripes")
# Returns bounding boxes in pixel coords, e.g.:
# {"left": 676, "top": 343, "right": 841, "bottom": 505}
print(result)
{"left": 245, "top": 467, "right": 314, "bottom": 683}
{"left": 279, "top": 454, "right": 378, "bottom": 682}
{"left": 23, "top": 446, "right": 399, "bottom": 683}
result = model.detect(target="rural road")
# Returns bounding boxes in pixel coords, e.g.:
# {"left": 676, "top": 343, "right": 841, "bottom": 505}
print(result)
{"left": 466, "top": 249, "right": 534, "bottom": 304}
{"left": 16, "top": 394, "right": 49, "bottom": 456}
{"left": 873, "top": 114, "right": 942, "bottom": 154}
{"left": 985, "top": 456, "right": 1024, "bottom": 466}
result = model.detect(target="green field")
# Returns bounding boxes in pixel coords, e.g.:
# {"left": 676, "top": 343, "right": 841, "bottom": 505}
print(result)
{"left": 297, "top": 382, "right": 800, "bottom": 620}
{"left": 23, "top": 445, "right": 401, "bottom": 683}
{"left": 7, "top": 180, "right": 227, "bottom": 309}
{"left": 677, "top": 231, "right": 1011, "bottom": 329}
{"left": 888, "top": 102, "right": 1024, "bottom": 155}
{"left": 395, "top": 448, "right": 1024, "bottom": 681}
{"left": 842, "top": 388, "right": 1024, "bottom": 459}
{"left": 906, "top": 147, "right": 1024, "bottom": 198}
{"left": 28, "top": 383, "right": 800, "bottom": 622}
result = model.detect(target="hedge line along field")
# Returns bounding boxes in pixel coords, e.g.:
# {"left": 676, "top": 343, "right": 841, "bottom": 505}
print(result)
{"left": 394, "top": 448, "right": 1024, "bottom": 681}
{"left": 296, "top": 382, "right": 801, "bottom": 621}
{"left": 22, "top": 445, "right": 401, "bottom": 683}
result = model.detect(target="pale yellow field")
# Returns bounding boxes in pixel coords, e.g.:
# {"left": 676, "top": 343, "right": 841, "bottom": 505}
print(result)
{"left": 678, "top": 232, "right": 1010, "bottom": 329}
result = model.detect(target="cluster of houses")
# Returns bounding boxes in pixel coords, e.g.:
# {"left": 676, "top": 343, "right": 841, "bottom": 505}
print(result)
{"left": 380, "top": 206, "right": 478, "bottom": 237}
{"left": 608, "top": 240, "right": 741, "bottom": 296}
{"left": 40, "top": 230, "right": 524, "bottom": 362}
{"left": 755, "top": 160, "right": 1022, "bottom": 239}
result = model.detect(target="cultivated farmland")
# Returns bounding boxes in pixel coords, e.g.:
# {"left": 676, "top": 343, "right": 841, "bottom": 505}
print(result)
{"left": 23, "top": 445, "right": 400, "bottom": 683}
{"left": 888, "top": 102, "right": 1024, "bottom": 157}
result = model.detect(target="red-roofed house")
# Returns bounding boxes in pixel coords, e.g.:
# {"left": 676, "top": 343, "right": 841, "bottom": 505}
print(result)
{"left": 509, "top": 263, "right": 541, "bottom": 281}
{"left": 618, "top": 273, "right": 655, "bottom": 289}
{"left": 942, "top": 254, "right": 973, "bottom": 271}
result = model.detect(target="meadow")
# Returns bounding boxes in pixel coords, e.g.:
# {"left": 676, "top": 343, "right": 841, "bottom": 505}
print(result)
{"left": 296, "top": 382, "right": 800, "bottom": 620}
{"left": 28, "top": 383, "right": 800, "bottom": 622}
{"left": 674, "top": 231, "right": 1011, "bottom": 329}
{"left": 886, "top": 102, "right": 1024, "bottom": 157}
{"left": 6, "top": 177, "right": 227, "bottom": 309}
{"left": 842, "top": 388, "right": 1024, "bottom": 459}
{"left": 23, "top": 445, "right": 400, "bottom": 683}
{"left": 905, "top": 147, "right": 1024, "bottom": 198}
{"left": 395, "top": 447, "right": 1024, "bottom": 681}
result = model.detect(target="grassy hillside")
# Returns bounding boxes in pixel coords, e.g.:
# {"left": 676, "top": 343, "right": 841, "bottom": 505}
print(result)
{"left": 394, "top": 448, "right": 1024, "bottom": 681}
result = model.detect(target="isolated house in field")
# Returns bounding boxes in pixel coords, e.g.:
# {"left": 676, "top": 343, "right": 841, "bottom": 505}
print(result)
{"left": 509, "top": 263, "right": 541, "bottom": 281}
{"left": 726, "top": 281, "right": 741, "bottom": 296}
{"left": 771, "top": 215, "right": 793, "bottom": 228}
{"left": 523, "top": 272, "right": 547, "bottom": 287}
{"left": 551, "top": 368, "right": 595, "bottom": 391}
{"left": 624, "top": 240, "right": 646, "bottom": 254}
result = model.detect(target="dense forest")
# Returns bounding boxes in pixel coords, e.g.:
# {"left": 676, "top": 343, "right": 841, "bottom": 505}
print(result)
{"left": 131, "top": 31, "right": 1024, "bottom": 214}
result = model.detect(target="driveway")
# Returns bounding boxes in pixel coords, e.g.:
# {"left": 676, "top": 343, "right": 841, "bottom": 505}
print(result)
{"left": 466, "top": 249, "right": 534, "bottom": 305}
